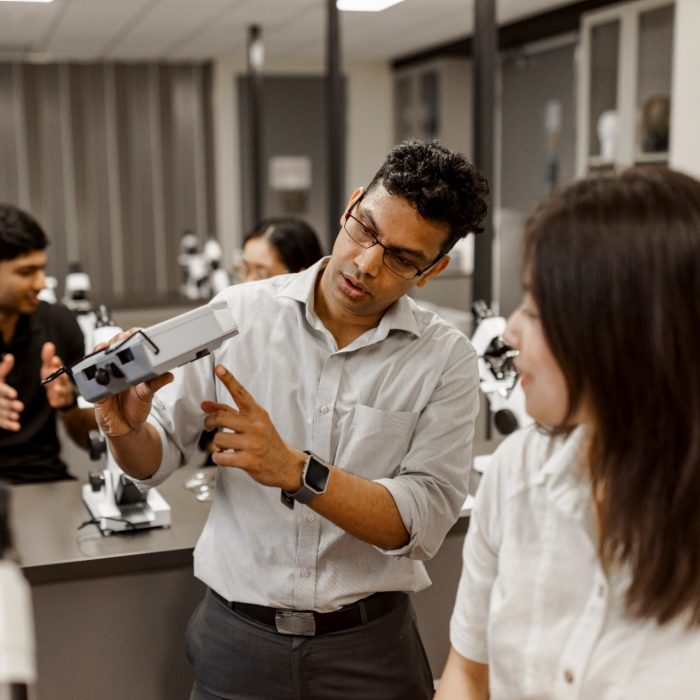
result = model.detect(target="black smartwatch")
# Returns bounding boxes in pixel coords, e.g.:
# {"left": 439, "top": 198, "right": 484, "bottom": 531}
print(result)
{"left": 281, "top": 451, "right": 331, "bottom": 510}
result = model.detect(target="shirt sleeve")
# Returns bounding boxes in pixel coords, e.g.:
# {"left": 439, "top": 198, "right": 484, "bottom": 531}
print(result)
{"left": 448, "top": 440, "right": 506, "bottom": 664}
{"left": 129, "top": 348, "right": 217, "bottom": 488}
{"left": 375, "top": 334, "right": 479, "bottom": 560}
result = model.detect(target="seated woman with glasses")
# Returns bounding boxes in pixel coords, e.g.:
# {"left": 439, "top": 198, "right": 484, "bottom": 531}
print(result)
{"left": 235, "top": 217, "right": 323, "bottom": 283}
{"left": 436, "top": 166, "right": 700, "bottom": 699}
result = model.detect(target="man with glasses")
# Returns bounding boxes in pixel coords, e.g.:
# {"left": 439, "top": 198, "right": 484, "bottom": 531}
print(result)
{"left": 95, "top": 139, "right": 488, "bottom": 699}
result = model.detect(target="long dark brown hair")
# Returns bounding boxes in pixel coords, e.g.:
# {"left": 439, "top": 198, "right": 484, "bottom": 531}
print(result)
{"left": 524, "top": 166, "right": 700, "bottom": 625}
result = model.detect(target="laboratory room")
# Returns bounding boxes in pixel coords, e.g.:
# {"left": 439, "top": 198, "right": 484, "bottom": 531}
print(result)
{"left": 0, "top": 0, "right": 698, "bottom": 698}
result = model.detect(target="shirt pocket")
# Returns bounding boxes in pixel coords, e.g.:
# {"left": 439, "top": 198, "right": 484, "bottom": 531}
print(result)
{"left": 336, "top": 403, "right": 420, "bottom": 479}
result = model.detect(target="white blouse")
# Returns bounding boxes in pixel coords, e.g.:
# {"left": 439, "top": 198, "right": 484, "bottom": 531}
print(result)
{"left": 450, "top": 426, "right": 700, "bottom": 699}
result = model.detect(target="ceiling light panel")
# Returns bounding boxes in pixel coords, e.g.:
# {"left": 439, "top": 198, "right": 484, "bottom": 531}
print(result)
{"left": 337, "top": 0, "right": 405, "bottom": 12}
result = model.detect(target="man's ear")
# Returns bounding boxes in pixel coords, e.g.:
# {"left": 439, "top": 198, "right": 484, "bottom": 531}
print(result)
{"left": 339, "top": 188, "right": 364, "bottom": 227}
{"left": 415, "top": 255, "right": 450, "bottom": 288}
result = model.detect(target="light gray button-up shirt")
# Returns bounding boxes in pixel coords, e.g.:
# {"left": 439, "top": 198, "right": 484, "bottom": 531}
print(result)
{"left": 138, "top": 259, "right": 479, "bottom": 612}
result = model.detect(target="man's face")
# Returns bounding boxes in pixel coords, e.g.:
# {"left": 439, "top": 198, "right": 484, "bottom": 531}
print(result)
{"left": 0, "top": 250, "right": 48, "bottom": 316}
{"left": 320, "top": 185, "right": 450, "bottom": 323}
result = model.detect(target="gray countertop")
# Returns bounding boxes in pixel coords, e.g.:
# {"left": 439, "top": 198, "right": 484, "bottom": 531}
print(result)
{"left": 10, "top": 463, "right": 212, "bottom": 585}
{"left": 10, "top": 438, "right": 499, "bottom": 586}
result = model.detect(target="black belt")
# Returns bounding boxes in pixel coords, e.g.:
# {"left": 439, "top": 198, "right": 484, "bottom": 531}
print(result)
{"left": 212, "top": 589, "right": 407, "bottom": 636}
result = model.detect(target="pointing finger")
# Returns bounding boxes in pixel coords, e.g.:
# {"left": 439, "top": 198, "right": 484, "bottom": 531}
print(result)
{"left": 214, "top": 366, "right": 256, "bottom": 412}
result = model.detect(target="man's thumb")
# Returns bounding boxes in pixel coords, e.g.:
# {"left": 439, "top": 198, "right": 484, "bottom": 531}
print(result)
{"left": 0, "top": 353, "right": 15, "bottom": 380}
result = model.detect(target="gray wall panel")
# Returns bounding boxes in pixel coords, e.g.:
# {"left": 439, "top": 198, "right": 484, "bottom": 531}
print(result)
{"left": 0, "top": 64, "right": 20, "bottom": 205}
{"left": 0, "top": 60, "right": 216, "bottom": 307}
{"left": 70, "top": 64, "right": 115, "bottom": 300}
{"left": 238, "top": 75, "right": 341, "bottom": 252}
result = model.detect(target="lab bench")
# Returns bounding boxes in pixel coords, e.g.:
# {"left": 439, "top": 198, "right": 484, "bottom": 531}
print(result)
{"left": 9, "top": 449, "right": 490, "bottom": 700}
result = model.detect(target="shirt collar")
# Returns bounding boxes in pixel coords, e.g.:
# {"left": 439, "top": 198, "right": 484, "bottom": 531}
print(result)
{"left": 534, "top": 425, "right": 592, "bottom": 520}
{"left": 276, "top": 256, "right": 421, "bottom": 340}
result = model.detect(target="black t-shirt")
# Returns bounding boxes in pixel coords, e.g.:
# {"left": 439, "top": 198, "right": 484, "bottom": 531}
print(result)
{"left": 0, "top": 302, "right": 85, "bottom": 484}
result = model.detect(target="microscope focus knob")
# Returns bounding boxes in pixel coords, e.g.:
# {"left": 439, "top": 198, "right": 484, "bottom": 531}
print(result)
{"left": 88, "top": 430, "right": 107, "bottom": 461}
{"left": 88, "top": 472, "right": 106, "bottom": 493}
{"left": 494, "top": 409, "right": 519, "bottom": 436}
{"left": 95, "top": 367, "right": 110, "bottom": 386}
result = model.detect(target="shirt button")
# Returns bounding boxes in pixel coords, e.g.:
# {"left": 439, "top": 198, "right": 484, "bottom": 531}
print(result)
{"left": 598, "top": 584, "right": 605, "bottom": 597}
{"left": 331, "top": 355, "right": 339, "bottom": 362}
{"left": 319, "top": 404, "right": 329, "bottom": 414}
{"left": 563, "top": 670, "right": 574, "bottom": 684}
{"left": 300, "top": 568, "right": 310, "bottom": 578}
{"left": 305, "top": 513, "right": 316, "bottom": 523}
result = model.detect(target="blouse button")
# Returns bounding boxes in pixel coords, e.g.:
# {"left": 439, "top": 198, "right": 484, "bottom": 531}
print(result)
{"left": 319, "top": 404, "right": 329, "bottom": 414}
{"left": 563, "top": 669, "right": 574, "bottom": 684}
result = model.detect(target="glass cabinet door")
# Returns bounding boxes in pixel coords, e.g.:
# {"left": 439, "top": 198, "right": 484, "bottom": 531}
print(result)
{"left": 636, "top": 3, "right": 674, "bottom": 162}
{"left": 588, "top": 19, "right": 621, "bottom": 167}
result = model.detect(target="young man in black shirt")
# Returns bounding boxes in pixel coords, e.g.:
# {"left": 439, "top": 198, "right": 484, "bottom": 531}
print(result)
{"left": 0, "top": 204, "right": 96, "bottom": 483}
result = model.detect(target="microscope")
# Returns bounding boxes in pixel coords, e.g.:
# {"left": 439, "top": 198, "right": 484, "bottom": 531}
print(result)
{"left": 471, "top": 301, "right": 531, "bottom": 438}
{"left": 82, "top": 433, "right": 171, "bottom": 536}
{"left": 203, "top": 238, "right": 232, "bottom": 296}
{"left": 62, "top": 262, "right": 96, "bottom": 352}
{"left": 178, "top": 231, "right": 210, "bottom": 300}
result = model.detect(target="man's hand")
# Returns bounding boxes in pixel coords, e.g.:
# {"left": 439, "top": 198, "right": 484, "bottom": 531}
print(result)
{"left": 0, "top": 353, "right": 23, "bottom": 431}
{"left": 202, "top": 365, "right": 306, "bottom": 491}
{"left": 91, "top": 329, "right": 174, "bottom": 437}
{"left": 40, "top": 342, "right": 78, "bottom": 410}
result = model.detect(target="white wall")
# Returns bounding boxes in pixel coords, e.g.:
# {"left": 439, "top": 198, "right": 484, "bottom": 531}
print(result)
{"left": 670, "top": 0, "right": 700, "bottom": 178}
{"left": 212, "top": 57, "right": 244, "bottom": 268}
{"left": 345, "top": 61, "right": 394, "bottom": 198}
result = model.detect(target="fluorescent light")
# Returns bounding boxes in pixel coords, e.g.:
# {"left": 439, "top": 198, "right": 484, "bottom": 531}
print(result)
{"left": 0, "top": 0, "right": 55, "bottom": 3}
{"left": 337, "top": 0, "right": 405, "bottom": 11}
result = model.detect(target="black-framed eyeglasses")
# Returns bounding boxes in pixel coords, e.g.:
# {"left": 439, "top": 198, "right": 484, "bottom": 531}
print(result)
{"left": 342, "top": 194, "right": 443, "bottom": 280}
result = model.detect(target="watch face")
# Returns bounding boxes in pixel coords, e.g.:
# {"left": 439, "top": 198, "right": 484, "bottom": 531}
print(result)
{"left": 305, "top": 456, "right": 330, "bottom": 493}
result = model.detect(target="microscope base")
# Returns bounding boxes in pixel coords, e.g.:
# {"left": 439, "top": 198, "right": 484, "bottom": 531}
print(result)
{"left": 82, "top": 483, "right": 171, "bottom": 536}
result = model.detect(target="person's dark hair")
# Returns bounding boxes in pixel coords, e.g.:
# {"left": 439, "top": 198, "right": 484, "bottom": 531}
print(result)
{"left": 244, "top": 217, "right": 323, "bottom": 272}
{"left": 0, "top": 204, "right": 49, "bottom": 261}
{"left": 523, "top": 166, "right": 700, "bottom": 626}
{"left": 367, "top": 139, "right": 489, "bottom": 255}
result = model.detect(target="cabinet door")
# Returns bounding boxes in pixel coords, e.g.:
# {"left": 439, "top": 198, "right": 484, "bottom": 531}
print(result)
{"left": 635, "top": 3, "right": 674, "bottom": 163}
{"left": 587, "top": 19, "right": 621, "bottom": 168}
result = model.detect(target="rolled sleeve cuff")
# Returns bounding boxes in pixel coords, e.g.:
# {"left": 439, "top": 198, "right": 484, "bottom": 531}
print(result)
{"left": 372, "top": 477, "right": 420, "bottom": 557}
{"left": 128, "top": 418, "right": 182, "bottom": 488}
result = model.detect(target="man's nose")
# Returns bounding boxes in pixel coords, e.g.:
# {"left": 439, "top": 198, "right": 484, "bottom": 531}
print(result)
{"left": 354, "top": 244, "right": 383, "bottom": 277}
{"left": 33, "top": 270, "right": 46, "bottom": 292}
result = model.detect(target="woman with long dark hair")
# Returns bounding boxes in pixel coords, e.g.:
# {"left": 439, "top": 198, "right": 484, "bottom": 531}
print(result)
{"left": 437, "top": 167, "right": 700, "bottom": 698}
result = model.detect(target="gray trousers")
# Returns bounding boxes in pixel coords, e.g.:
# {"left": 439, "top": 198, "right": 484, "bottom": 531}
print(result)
{"left": 185, "top": 588, "right": 434, "bottom": 700}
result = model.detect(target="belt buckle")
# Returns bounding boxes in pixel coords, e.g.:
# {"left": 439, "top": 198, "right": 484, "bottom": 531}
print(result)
{"left": 275, "top": 610, "right": 316, "bottom": 636}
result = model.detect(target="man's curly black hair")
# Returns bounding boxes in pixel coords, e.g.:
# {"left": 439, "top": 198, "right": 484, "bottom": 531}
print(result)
{"left": 0, "top": 204, "right": 48, "bottom": 262}
{"left": 367, "top": 139, "right": 489, "bottom": 256}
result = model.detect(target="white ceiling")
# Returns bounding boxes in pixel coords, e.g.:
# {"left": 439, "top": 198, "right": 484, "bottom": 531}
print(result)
{"left": 0, "top": 0, "right": 579, "bottom": 64}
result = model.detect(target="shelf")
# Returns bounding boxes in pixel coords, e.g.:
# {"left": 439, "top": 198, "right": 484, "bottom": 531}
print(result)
{"left": 587, "top": 156, "right": 616, "bottom": 170}
{"left": 634, "top": 151, "right": 669, "bottom": 165}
